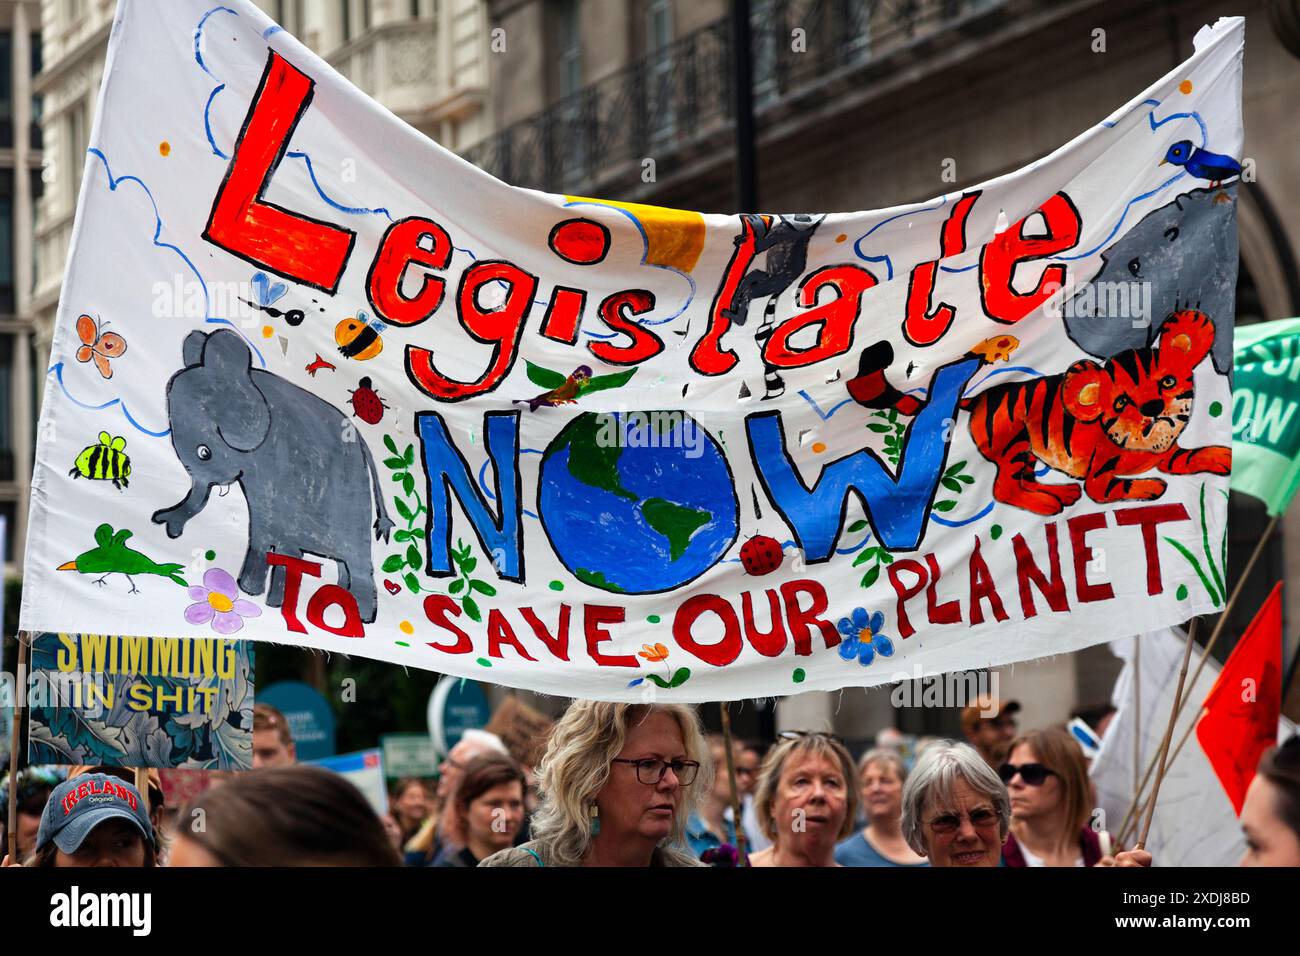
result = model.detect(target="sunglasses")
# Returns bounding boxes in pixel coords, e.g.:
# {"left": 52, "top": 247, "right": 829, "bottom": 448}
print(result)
{"left": 926, "top": 807, "right": 1000, "bottom": 834}
{"left": 998, "top": 762, "right": 1057, "bottom": 786}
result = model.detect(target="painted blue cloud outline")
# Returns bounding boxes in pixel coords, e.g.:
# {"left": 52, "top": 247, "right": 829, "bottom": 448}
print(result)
{"left": 196, "top": 5, "right": 394, "bottom": 221}
{"left": 49, "top": 148, "right": 269, "bottom": 438}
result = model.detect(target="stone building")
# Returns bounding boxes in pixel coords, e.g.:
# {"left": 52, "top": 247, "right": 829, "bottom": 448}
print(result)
{"left": 467, "top": 0, "right": 1300, "bottom": 740}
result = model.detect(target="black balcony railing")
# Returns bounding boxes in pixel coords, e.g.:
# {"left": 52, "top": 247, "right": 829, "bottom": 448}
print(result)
{"left": 463, "top": 0, "right": 1006, "bottom": 194}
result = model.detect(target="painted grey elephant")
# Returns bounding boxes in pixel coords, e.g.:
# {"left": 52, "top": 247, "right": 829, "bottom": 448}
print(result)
{"left": 152, "top": 329, "right": 394, "bottom": 622}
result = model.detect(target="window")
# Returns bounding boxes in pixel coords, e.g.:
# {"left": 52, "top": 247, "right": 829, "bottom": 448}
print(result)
{"left": 31, "top": 32, "right": 43, "bottom": 151}
{"left": 341, "top": 0, "right": 352, "bottom": 44}
{"left": 555, "top": 0, "right": 584, "bottom": 183}
{"left": 645, "top": 0, "right": 675, "bottom": 143}
{"left": 0, "top": 333, "right": 14, "bottom": 481}
{"left": 0, "top": 33, "right": 11, "bottom": 151}
{"left": 67, "top": 100, "right": 88, "bottom": 207}
{"left": 0, "top": 171, "right": 12, "bottom": 315}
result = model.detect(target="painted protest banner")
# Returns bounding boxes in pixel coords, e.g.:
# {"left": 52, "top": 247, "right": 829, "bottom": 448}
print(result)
{"left": 1230, "top": 317, "right": 1300, "bottom": 515}
{"left": 26, "top": 633, "right": 254, "bottom": 770}
{"left": 18, "top": 0, "right": 1244, "bottom": 701}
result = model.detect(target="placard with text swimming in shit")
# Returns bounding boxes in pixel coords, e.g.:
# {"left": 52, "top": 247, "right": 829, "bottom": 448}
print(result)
{"left": 27, "top": 634, "right": 253, "bottom": 770}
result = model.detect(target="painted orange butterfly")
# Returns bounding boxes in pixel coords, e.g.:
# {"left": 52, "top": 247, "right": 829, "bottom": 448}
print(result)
{"left": 75, "top": 314, "right": 127, "bottom": 379}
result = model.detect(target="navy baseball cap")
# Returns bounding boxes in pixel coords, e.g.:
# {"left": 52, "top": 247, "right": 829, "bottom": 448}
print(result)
{"left": 37, "top": 772, "right": 154, "bottom": 854}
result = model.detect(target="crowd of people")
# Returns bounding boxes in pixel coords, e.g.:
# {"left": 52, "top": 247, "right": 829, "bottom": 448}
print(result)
{"left": 3, "top": 696, "right": 1298, "bottom": 868}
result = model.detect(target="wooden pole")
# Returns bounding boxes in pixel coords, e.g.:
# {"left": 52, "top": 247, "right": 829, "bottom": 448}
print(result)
{"left": 718, "top": 702, "right": 749, "bottom": 865}
{"left": 1121, "top": 707, "right": 1208, "bottom": 845}
{"left": 6, "top": 633, "right": 28, "bottom": 864}
{"left": 1132, "top": 635, "right": 1141, "bottom": 796}
{"left": 1137, "top": 618, "right": 1197, "bottom": 849}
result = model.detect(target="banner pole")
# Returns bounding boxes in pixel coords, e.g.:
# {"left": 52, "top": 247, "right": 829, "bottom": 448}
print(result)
{"left": 1132, "top": 635, "right": 1141, "bottom": 797}
{"left": 6, "top": 632, "right": 28, "bottom": 864}
{"left": 1136, "top": 618, "right": 1198, "bottom": 849}
{"left": 718, "top": 702, "right": 749, "bottom": 865}
{"left": 1119, "top": 706, "right": 1208, "bottom": 846}
{"left": 1117, "top": 512, "right": 1282, "bottom": 840}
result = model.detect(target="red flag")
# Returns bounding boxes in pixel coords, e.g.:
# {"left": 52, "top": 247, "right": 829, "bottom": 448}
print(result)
{"left": 1196, "top": 582, "right": 1284, "bottom": 815}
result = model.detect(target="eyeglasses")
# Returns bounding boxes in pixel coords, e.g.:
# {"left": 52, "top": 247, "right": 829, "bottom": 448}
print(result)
{"left": 998, "top": 762, "right": 1057, "bottom": 786}
{"left": 611, "top": 758, "right": 700, "bottom": 786}
{"left": 926, "top": 807, "right": 1001, "bottom": 834}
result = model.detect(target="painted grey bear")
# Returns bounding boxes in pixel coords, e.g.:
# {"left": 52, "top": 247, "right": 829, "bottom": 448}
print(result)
{"left": 152, "top": 329, "right": 394, "bottom": 622}
{"left": 1064, "top": 184, "right": 1238, "bottom": 374}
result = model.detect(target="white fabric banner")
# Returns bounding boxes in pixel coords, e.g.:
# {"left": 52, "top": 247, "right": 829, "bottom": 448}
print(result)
{"left": 21, "top": 2, "right": 1244, "bottom": 701}
{"left": 1092, "top": 628, "right": 1294, "bottom": 867}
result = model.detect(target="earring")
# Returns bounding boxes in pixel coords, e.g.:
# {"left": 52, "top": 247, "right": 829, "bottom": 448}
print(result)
{"left": 589, "top": 804, "right": 601, "bottom": 837}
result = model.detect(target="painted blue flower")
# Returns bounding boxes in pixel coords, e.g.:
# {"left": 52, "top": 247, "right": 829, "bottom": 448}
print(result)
{"left": 835, "top": 607, "right": 895, "bottom": 667}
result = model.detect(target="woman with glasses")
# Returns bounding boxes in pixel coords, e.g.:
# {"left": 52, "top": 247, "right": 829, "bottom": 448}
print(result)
{"left": 1240, "top": 734, "right": 1300, "bottom": 866}
{"left": 1001, "top": 727, "right": 1109, "bottom": 867}
{"left": 835, "top": 748, "right": 928, "bottom": 867}
{"left": 901, "top": 740, "right": 1010, "bottom": 867}
{"left": 748, "top": 732, "right": 857, "bottom": 867}
{"left": 479, "top": 700, "right": 709, "bottom": 867}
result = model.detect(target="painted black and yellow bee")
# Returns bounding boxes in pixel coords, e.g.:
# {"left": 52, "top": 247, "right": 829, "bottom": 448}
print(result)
{"left": 70, "top": 431, "right": 132, "bottom": 490}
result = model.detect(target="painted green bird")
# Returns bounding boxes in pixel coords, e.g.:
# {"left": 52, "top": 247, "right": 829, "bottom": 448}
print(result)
{"left": 517, "top": 361, "right": 639, "bottom": 411}
{"left": 57, "top": 524, "right": 187, "bottom": 594}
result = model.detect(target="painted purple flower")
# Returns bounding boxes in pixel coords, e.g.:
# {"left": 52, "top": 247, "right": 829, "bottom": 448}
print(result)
{"left": 185, "top": 568, "right": 261, "bottom": 635}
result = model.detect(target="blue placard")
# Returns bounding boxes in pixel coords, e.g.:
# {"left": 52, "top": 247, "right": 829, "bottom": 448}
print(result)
{"left": 259, "top": 680, "right": 336, "bottom": 762}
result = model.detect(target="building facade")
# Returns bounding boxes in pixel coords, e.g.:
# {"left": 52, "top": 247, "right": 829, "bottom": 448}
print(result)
{"left": 21, "top": 0, "right": 490, "bottom": 577}
{"left": 0, "top": 0, "right": 40, "bottom": 576}
{"left": 470, "top": 0, "right": 1300, "bottom": 739}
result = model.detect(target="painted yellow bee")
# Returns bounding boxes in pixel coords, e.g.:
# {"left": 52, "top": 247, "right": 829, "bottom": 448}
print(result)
{"left": 70, "top": 432, "right": 132, "bottom": 490}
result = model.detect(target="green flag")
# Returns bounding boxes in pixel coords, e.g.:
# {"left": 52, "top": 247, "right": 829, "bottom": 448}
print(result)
{"left": 1232, "top": 317, "right": 1300, "bottom": 515}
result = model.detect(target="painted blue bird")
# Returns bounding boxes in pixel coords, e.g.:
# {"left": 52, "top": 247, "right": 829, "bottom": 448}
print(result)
{"left": 1161, "top": 140, "right": 1241, "bottom": 183}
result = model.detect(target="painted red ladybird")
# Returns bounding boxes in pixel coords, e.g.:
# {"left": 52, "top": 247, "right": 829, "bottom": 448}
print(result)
{"left": 739, "top": 535, "right": 784, "bottom": 575}
{"left": 349, "top": 376, "right": 388, "bottom": 425}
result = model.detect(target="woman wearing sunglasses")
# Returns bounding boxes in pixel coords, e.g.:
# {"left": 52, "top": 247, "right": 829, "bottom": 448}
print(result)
{"left": 748, "top": 732, "right": 858, "bottom": 867}
{"left": 479, "top": 700, "right": 709, "bottom": 867}
{"left": 1000, "top": 727, "right": 1112, "bottom": 867}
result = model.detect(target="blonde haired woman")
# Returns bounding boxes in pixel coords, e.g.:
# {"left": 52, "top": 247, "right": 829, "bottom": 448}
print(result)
{"left": 749, "top": 732, "right": 858, "bottom": 867}
{"left": 480, "top": 700, "right": 710, "bottom": 867}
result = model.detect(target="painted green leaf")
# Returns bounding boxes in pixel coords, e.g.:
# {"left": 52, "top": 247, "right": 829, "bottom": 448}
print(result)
{"left": 942, "top": 477, "right": 962, "bottom": 493}
{"left": 404, "top": 444, "right": 415, "bottom": 466}
{"left": 932, "top": 500, "right": 957, "bottom": 512}
{"left": 393, "top": 529, "right": 412, "bottom": 542}
{"left": 462, "top": 557, "right": 478, "bottom": 573}
{"left": 463, "top": 596, "right": 482, "bottom": 622}
{"left": 470, "top": 580, "right": 497, "bottom": 596}
{"left": 406, "top": 544, "right": 421, "bottom": 567}
{"left": 847, "top": 519, "right": 868, "bottom": 533}
{"left": 880, "top": 551, "right": 894, "bottom": 564}
{"left": 395, "top": 498, "right": 414, "bottom": 522}
{"left": 669, "top": 667, "right": 692, "bottom": 687}
{"left": 383, "top": 434, "right": 399, "bottom": 455}
{"left": 449, "top": 578, "right": 465, "bottom": 594}
{"left": 867, "top": 423, "right": 892, "bottom": 433}
{"left": 525, "top": 360, "right": 568, "bottom": 390}
{"left": 583, "top": 367, "right": 639, "bottom": 393}
{"left": 383, "top": 456, "right": 406, "bottom": 470}
{"left": 381, "top": 555, "right": 404, "bottom": 573}
{"left": 852, "top": 550, "right": 874, "bottom": 568}
{"left": 957, "top": 473, "right": 974, "bottom": 484}
{"left": 402, "top": 473, "right": 415, "bottom": 497}
{"left": 404, "top": 572, "right": 420, "bottom": 594}
{"left": 645, "top": 674, "right": 672, "bottom": 688}
{"left": 861, "top": 565, "right": 881, "bottom": 588}
{"left": 391, "top": 471, "right": 406, "bottom": 482}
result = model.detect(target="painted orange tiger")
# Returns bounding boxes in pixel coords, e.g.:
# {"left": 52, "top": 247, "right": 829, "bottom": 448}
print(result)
{"left": 847, "top": 309, "right": 1231, "bottom": 516}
